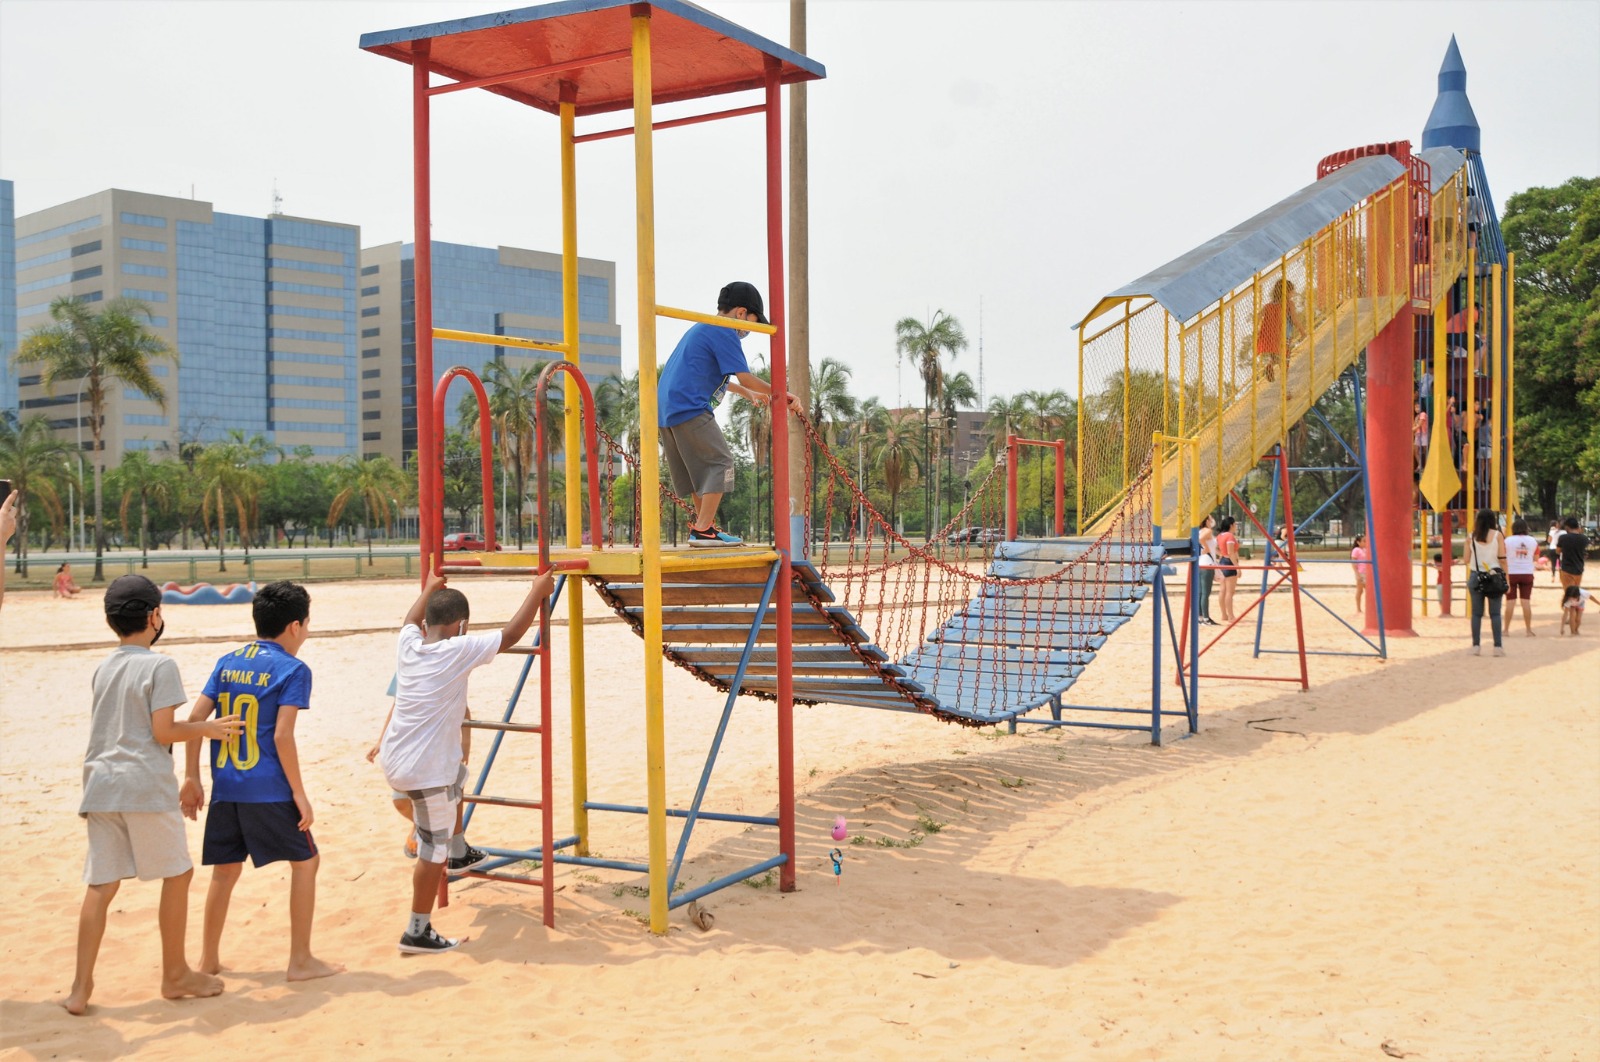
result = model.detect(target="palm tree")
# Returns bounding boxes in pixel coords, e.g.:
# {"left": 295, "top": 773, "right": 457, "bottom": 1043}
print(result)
{"left": 111, "top": 452, "right": 180, "bottom": 570}
{"left": 1020, "top": 389, "right": 1073, "bottom": 534}
{"left": 596, "top": 371, "right": 642, "bottom": 540}
{"left": 894, "top": 310, "right": 968, "bottom": 543}
{"left": 807, "top": 356, "right": 858, "bottom": 544}
{"left": 195, "top": 432, "right": 272, "bottom": 572}
{"left": 872, "top": 407, "right": 923, "bottom": 537}
{"left": 937, "top": 369, "right": 979, "bottom": 531}
{"left": 15, "top": 297, "right": 176, "bottom": 580}
{"left": 0, "top": 413, "right": 72, "bottom": 576}
{"left": 329, "top": 454, "right": 412, "bottom": 565}
{"left": 463, "top": 359, "right": 563, "bottom": 549}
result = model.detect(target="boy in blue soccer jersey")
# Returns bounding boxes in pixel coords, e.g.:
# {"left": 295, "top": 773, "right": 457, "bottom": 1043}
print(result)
{"left": 657, "top": 281, "right": 801, "bottom": 546}
{"left": 179, "top": 580, "right": 344, "bottom": 982}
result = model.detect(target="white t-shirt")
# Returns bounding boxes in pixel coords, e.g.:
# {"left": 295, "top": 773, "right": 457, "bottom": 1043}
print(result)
{"left": 380, "top": 625, "right": 502, "bottom": 792}
{"left": 1504, "top": 534, "right": 1539, "bottom": 575}
{"left": 1467, "top": 533, "right": 1502, "bottom": 572}
{"left": 1565, "top": 588, "right": 1593, "bottom": 612}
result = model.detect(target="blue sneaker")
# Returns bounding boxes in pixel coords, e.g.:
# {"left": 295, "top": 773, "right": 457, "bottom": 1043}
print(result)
{"left": 689, "top": 524, "right": 743, "bottom": 548}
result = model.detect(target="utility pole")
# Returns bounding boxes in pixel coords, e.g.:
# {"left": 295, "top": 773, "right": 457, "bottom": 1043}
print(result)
{"left": 788, "top": 0, "right": 811, "bottom": 556}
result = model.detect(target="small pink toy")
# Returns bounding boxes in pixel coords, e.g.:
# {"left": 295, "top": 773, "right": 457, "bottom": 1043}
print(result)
{"left": 831, "top": 816, "right": 848, "bottom": 841}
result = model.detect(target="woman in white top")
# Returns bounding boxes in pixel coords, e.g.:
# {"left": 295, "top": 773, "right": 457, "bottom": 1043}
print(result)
{"left": 1462, "top": 509, "right": 1507, "bottom": 655}
{"left": 1195, "top": 515, "right": 1219, "bottom": 625}
{"left": 1503, "top": 517, "right": 1540, "bottom": 636}
{"left": 1547, "top": 521, "right": 1564, "bottom": 584}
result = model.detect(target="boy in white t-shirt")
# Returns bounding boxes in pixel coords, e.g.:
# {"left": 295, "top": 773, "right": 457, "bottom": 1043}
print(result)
{"left": 381, "top": 570, "right": 554, "bottom": 954}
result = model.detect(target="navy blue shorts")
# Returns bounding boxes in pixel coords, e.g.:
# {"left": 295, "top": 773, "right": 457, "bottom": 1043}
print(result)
{"left": 203, "top": 800, "right": 317, "bottom": 867}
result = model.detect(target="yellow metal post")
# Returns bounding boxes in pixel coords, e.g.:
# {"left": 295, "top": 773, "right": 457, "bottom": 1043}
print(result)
{"left": 1121, "top": 307, "right": 1131, "bottom": 485}
{"left": 1506, "top": 253, "right": 1517, "bottom": 512}
{"left": 1075, "top": 323, "right": 1084, "bottom": 533}
{"left": 1152, "top": 432, "right": 1165, "bottom": 530}
{"left": 1465, "top": 243, "right": 1476, "bottom": 520}
{"left": 559, "top": 95, "right": 590, "bottom": 856}
{"left": 630, "top": 11, "right": 670, "bottom": 937}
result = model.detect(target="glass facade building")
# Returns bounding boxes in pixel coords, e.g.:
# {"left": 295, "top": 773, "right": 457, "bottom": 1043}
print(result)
{"left": 12, "top": 189, "right": 358, "bottom": 461}
{"left": 0, "top": 179, "right": 16, "bottom": 416}
{"left": 359, "top": 240, "right": 620, "bottom": 464}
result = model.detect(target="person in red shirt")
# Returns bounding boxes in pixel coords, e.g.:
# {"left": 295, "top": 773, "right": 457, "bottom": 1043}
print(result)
{"left": 1255, "top": 279, "right": 1305, "bottom": 396}
{"left": 1215, "top": 515, "right": 1241, "bottom": 623}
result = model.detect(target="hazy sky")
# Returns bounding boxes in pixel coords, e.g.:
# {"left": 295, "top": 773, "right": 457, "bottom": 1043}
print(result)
{"left": 2, "top": 0, "right": 1596, "bottom": 411}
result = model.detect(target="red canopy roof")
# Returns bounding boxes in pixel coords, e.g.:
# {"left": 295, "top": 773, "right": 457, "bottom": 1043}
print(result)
{"left": 360, "top": 0, "right": 825, "bottom": 117}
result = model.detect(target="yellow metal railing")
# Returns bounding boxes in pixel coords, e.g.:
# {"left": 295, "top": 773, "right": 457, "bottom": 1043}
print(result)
{"left": 1078, "top": 167, "right": 1467, "bottom": 536}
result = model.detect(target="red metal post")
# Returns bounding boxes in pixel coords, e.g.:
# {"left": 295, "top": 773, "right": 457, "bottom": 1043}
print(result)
{"left": 1365, "top": 303, "right": 1417, "bottom": 635}
{"left": 764, "top": 61, "right": 796, "bottom": 893}
{"left": 1053, "top": 440, "right": 1066, "bottom": 537}
{"left": 1005, "top": 434, "right": 1019, "bottom": 540}
{"left": 431, "top": 367, "right": 498, "bottom": 550}
{"left": 412, "top": 41, "right": 437, "bottom": 581}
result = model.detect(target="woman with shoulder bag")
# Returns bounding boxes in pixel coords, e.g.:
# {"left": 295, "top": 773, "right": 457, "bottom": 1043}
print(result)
{"left": 1463, "top": 508, "right": 1507, "bottom": 656}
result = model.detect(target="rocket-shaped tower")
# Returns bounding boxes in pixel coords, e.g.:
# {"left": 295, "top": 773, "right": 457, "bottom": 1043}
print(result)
{"left": 1422, "top": 35, "right": 1506, "bottom": 268}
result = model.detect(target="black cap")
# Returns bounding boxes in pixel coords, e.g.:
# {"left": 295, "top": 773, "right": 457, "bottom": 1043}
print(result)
{"left": 717, "top": 281, "right": 767, "bottom": 325}
{"left": 104, "top": 574, "right": 162, "bottom": 616}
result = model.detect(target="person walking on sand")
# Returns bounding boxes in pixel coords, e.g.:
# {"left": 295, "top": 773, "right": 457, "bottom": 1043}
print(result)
{"left": 657, "top": 281, "right": 801, "bottom": 547}
{"left": 1463, "top": 509, "right": 1507, "bottom": 657}
{"left": 1504, "top": 517, "right": 1539, "bottom": 636}
{"left": 1546, "top": 519, "right": 1564, "bottom": 584}
{"left": 1556, "top": 516, "right": 1589, "bottom": 590}
{"left": 63, "top": 576, "right": 245, "bottom": 1015}
{"left": 1215, "top": 515, "right": 1241, "bottom": 623}
{"left": 179, "top": 581, "right": 344, "bottom": 983}
{"left": 1350, "top": 534, "right": 1368, "bottom": 614}
{"left": 1560, "top": 585, "right": 1592, "bottom": 635}
{"left": 1196, "top": 514, "right": 1219, "bottom": 625}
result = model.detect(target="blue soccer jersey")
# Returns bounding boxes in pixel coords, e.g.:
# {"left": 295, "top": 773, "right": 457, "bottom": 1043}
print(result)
{"left": 202, "top": 640, "right": 312, "bottom": 803}
{"left": 657, "top": 322, "right": 751, "bottom": 428}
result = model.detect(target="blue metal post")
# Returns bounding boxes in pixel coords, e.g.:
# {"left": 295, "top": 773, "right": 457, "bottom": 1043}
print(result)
{"left": 1150, "top": 529, "right": 1162, "bottom": 746}
{"left": 1253, "top": 449, "right": 1283, "bottom": 657}
{"left": 1352, "top": 371, "right": 1388, "bottom": 657}
{"left": 1188, "top": 527, "right": 1201, "bottom": 732}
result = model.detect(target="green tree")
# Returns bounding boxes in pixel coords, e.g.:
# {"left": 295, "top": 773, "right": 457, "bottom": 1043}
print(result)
{"left": 895, "top": 310, "right": 968, "bottom": 543}
{"left": 441, "top": 427, "right": 486, "bottom": 534}
{"left": 257, "top": 447, "right": 333, "bottom": 548}
{"left": 729, "top": 365, "right": 774, "bottom": 542}
{"left": 14, "top": 297, "right": 176, "bottom": 580}
{"left": 464, "top": 360, "right": 564, "bottom": 549}
{"left": 872, "top": 407, "right": 923, "bottom": 537}
{"left": 329, "top": 454, "right": 412, "bottom": 565}
{"left": 807, "top": 356, "right": 858, "bottom": 543}
{"left": 196, "top": 432, "right": 273, "bottom": 572}
{"left": 937, "top": 369, "right": 979, "bottom": 532}
{"left": 109, "top": 452, "right": 180, "bottom": 569}
{"left": 0, "top": 413, "right": 72, "bottom": 575}
{"left": 1503, "top": 176, "right": 1600, "bottom": 513}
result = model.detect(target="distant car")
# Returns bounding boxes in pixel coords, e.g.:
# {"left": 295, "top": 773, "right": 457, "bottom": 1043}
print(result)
{"left": 1288, "top": 523, "right": 1325, "bottom": 545}
{"left": 947, "top": 527, "right": 982, "bottom": 544}
{"left": 976, "top": 528, "right": 1006, "bottom": 544}
{"left": 442, "top": 532, "right": 501, "bottom": 552}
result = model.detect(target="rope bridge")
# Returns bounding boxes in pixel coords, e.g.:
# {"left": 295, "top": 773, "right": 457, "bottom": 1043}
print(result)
{"left": 578, "top": 417, "right": 1161, "bottom": 727}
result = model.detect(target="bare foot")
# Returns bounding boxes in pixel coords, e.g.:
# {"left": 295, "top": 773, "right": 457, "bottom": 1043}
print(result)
{"left": 199, "top": 957, "right": 224, "bottom": 976}
{"left": 60, "top": 982, "right": 92, "bottom": 1016}
{"left": 161, "top": 968, "right": 224, "bottom": 1000}
{"left": 286, "top": 956, "right": 346, "bottom": 982}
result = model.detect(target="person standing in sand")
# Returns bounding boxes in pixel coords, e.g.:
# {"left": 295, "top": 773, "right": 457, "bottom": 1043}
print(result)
{"left": 1503, "top": 518, "right": 1539, "bottom": 636}
{"left": 1214, "top": 515, "right": 1241, "bottom": 623}
{"left": 1196, "top": 513, "right": 1219, "bottom": 625}
{"left": 63, "top": 575, "right": 244, "bottom": 1015}
{"left": 1463, "top": 509, "right": 1507, "bottom": 657}
{"left": 381, "top": 569, "right": 554, "bottom": 954}
{"left": 1556, "top": 516, "right": 1588, "bottom": 590}
{"left": 179, "top": 581, "right": 344, "bottom": 982}
{"left": 1546, "top": 520, "right": 1564, "bottom": 584}
{"left": 1350, "top": 534, "right": 1368, "bottom": 614}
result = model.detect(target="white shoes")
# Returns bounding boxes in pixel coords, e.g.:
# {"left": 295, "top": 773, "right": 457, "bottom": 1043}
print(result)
{"left": 1493, "top": 646, "right": 1505, "bottom": 657}
{"left": 1470, "top": 645, "right": 1480, "bottom": 656}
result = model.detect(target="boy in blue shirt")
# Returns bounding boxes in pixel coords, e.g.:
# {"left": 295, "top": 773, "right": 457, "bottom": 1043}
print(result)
{"left": 657, "top": 281, "right": 800, "bottom": 546}
{"left": 180, "top": 581, "right": 343, "bottom": 982}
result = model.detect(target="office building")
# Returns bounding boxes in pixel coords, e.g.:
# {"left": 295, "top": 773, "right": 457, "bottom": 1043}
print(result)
{"left": 13, "top": 189, "right": 359, "bottom": 461}
{"left": 0, "top": 179, "right": 16, "bottom": 415}
{"left": 359, "top": 240, "right": 620, "bottom": 464}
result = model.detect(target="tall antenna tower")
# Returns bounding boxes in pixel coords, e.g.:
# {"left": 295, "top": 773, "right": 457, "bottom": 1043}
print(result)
{"left": 977, "top": 295, "right": 985, "bottom": 409}
{"left": 271, "top": 180, "right": 283, "bottom": 216}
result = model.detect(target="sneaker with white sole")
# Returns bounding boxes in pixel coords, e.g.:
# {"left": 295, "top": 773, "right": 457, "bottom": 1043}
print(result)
{"left": 398, "top": 924, "right": 463, "bottom": 955}
{"left": 688, "top": 524, "right": 743, "bottom": 548}
{"left": 447, "top": 844, "right": 491, "bottom": 872}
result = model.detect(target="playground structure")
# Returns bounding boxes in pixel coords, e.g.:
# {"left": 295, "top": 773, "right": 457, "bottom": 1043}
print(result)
{"left": 362, "top": 4, "right": 1515, "bottom": 936}
{"left": 160, "top": 580, "right": 255, "bottom": 606}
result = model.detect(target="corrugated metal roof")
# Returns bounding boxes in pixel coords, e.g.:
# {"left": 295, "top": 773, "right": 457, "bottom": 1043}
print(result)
{"left": 1418, "top": 146, "right": 1466, "bottom": 192}
{"left": 1080, "top": 155, "right": 1406, "bottom": 327}
{"left": 361, "top": 0, "right": 824, "bottom": 117}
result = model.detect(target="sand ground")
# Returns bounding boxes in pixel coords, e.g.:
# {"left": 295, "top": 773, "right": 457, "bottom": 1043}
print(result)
{"left": 0, "top": 568, "right": 1595, "bottom": 1061}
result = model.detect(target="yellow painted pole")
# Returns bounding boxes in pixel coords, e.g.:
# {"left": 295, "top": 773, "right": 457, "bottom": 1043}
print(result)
{"left": 1152, "top": 432, "right": 1165, "bottom": 530}
{"left": 1121, "top": 308, "right": 1131, "bottom": 486}
{"left": 1162, "top": 310, "right": 1170, "bottom": 438}
{"left": 1249, "top": 275, "right": 1258, "bottom": 476}
{"left": 630, "top": 11, "right": 670, "bottom": 937}
{"left": 1177, "top": 313, "right": 1187, "bottom": 439}
{"left": 559, "top": 95, "right": 591, "bottom": 856}
{"left": 1075, "top": 321, "right": 1084, "bottom": 533}
{"left": 1506, "top": 253, "right": 1517, "bottom": 513}
{"left": 1188, "top": 436, "right": 1199, "bottom": 532}
{"left": 1465, "top": 243, "right": 1476, "bottom": 520}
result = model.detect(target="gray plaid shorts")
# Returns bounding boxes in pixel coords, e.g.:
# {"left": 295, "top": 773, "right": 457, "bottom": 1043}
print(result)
{"left": 404, "top": 774, "right": 464, "bottom": 864}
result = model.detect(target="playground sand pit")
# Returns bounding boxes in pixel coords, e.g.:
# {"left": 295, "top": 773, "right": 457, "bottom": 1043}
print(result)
{"left": 1, "top": 573, "right": 1595, "bottom": 1060}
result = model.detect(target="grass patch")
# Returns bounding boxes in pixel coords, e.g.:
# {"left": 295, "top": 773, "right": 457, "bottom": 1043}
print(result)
{"left": 876, "top": 832, "right": 926, "bottom": 849}
{"left": 999, "top": 776, "right": 1028, "bottom": 789}
{"left": 915, "top": 813, "right": 945, "bottom": 834}
{"left": 742, "top": 870, "right": 777, "bottom": 889}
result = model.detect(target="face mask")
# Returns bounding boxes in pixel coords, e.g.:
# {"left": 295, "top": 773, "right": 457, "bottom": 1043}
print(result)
{"left": 149, "top": 609, "right": 165, "bottom": 646}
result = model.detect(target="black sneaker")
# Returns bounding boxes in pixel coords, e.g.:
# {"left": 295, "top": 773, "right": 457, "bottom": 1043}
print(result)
{"left": 398, "top": 924, "right": 463, "bottom": 954}
{"left": 446, "top": 845, "right": 491, "bottom": 872}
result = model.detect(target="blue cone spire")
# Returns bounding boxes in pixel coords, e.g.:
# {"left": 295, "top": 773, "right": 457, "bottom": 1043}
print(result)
{"left": 1422, "top": 35, "right": 1480, "bottom": 152}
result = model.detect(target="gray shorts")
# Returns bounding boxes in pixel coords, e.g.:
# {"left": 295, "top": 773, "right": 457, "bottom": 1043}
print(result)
{"left": 404, "top": 774, "right": 465, "bottom": 865}
{"left": 83, "top": 810, "right": 193, "bottom": 886}
{"left": 392, "top": 761, "right": 467, "bottom": 803}
{"left": 662, "top": 412, "right": 735, "bottom": 497}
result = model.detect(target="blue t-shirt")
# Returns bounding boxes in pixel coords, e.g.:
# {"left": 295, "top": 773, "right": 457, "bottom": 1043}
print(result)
{"left": 201, "top": 640, "right": 312, "bottom": 803}
{"left": 657, "top": 322, "right": 751, "bottom": 428}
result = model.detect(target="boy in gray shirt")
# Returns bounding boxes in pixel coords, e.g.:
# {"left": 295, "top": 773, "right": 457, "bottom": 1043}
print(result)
{"left": 63, "top": 575, "right": 243, "bottom": 1015}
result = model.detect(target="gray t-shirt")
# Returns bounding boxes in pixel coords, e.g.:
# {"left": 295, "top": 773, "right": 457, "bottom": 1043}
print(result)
{"left": 79, "top": 646, "right": 188, "bottom": 815}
